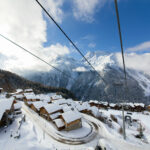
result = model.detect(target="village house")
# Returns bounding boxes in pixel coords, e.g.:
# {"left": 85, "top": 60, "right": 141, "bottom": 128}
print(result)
{"left": 14, "top": 102, "right": 22, "bottom": 115}
{"left": 53, "top": 118, "right": 65, "bottom": 131}
{"left": 76, "top": 104, "right": 88, "bottom": 113}
{"left": 61, "top": 110, "right": 82, "bottom": 131}
{"left": 62, "top": 104, "right": 71, "bottom": 112}
{"left": 40, "top": 104, "right": 63, "bottom": 120}
{"left": 50, "top": 95, "right": 62, "bottom": 101}
{"left": 0, "top": 88, "right": 4, "bottom": 93}
{"left": 133, "top": 103, "right": 145, "bottom": 112}
{"left": 0, "top": 98, "right": 14, "bottom": 128}
{"left": 15, "top": 89, "right": 24, "bottom": 95}
{"left": 13, "top": 94, "right": 25, "bottom": 101}
{"left": 24, "top": 89, "right": 33, "bottom": 93}
{"left": 23, "top": 93, "right": 40, "bottom": 102}
{"left": 147, "top": 105, "right": 150, "bottom": 112}
{"left": 30, "top": 101, "right": 46, "bottom": 114}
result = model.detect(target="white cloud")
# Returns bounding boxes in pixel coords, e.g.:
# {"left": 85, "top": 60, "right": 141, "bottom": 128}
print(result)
{"left": 39, "top": 0, "right": 64, "bottom": 23}
{"left": 88, "top": 42, "right": 96, "bottom": 48}
{"left": 0, "top": 0, "right": 69, "bottom": 74}
{"left": 127, "top": 41, "right": 150, "bottom": 52}
{"left": 116, "top": 52, "right": 150, "bottom": 74}
{"left": 73, "top": 0, "right": 106, "bottom": 23}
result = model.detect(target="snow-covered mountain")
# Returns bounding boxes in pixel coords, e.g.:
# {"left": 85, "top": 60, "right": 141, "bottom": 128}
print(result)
{"left": 26, "top": 51, "right": 150, "bottom": 104}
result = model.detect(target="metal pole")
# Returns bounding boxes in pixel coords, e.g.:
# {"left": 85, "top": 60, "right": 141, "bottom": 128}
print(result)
{"left": 114, "top": 0, "right": 126, "bottom": 140}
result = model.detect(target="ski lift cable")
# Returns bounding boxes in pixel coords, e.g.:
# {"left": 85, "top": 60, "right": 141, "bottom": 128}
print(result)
{"left": 35, "top": 0, "right": 106, "bottom": 84}
{"left": 0, "top": 33, "right": 75, "bottom": 80}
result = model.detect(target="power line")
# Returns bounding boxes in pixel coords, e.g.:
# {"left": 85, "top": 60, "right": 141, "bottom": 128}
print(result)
{"left": 114, "top": 0, "right": 127, "bottom": 140}
{"left": 0, "top": 33, "right": 75, "bottom": 80}
{"left": 35, "top": 0, "right": 106, "bottom": 84}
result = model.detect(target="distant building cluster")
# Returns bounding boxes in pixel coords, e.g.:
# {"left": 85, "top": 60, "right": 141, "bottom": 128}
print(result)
{"left": 0, "top": 87, "right": 150, "bottom": 131}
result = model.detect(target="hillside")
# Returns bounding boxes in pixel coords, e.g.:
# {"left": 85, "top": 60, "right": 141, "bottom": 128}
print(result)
{"left": 0, "top": 69, "right": 75, "bottom": 99}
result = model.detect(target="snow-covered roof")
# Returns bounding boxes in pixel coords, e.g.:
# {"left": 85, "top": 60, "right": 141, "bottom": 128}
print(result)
{"left": 76, "top": 104, "right": 87, "bottom": 111}
{"left": 14, "top": 94, "right": 24, "bottom": 99}
{"left": 24, "top": 93, "right": 39, "bottom": 100}
{"left": 134, "top": 103, "right": 145, "bottom": 107}
{"left": 24, "top": 89, "right": 33, "bottom": 92}
{"left": 14, "top": 103, "right": 22, "bottom": 110}
{"left": 50, "top": 112, "right": 61, "bottom": 120}
{"left": 16, "top": 89, "right": 23, "bottom": 93}
{"left": 24, "top": 92, "right": 35, "bottom": 97}
{"left": 0, "top": 98, "right": 14, "bottom": 120}
{"left": 109, "top": 103, "right": 116, "bottom": 107}
{"left": 32, "top": 101, "right": 47, "bottom": 110}
{"left": 53, "top": 118, "right": 65, "bottom": 128}
{"left": 53, "top": 98, "right": 67, "bottom": 105}
{"left": 61, "top": 111, "right": 81, "bottom": 124}
{"left": 90, "top": 106, "right": 99, "bottom": 116}
{"left": 51, "top": 95, "right": 62, "bottom": 100}
{"left": 126, "top": 103, "right": 134, "bottom": 108}
{"left": 44, "top": 104, "right": 62, "bottom": 114}
{"left": 62, "top": 104, "right": 71, "bottom": 112}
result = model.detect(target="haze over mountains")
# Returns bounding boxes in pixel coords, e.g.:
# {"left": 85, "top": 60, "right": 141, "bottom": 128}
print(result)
{"left": 25, "top": 51, "right": 150, "bottom": 104}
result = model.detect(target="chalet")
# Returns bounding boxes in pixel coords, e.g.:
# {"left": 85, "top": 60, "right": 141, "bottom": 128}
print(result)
{"left": 62, "top": 104, "right": 71, "bottom": 112}
{"left": 61, "top": 110, "right": 82, "bottom": 131}
{"left": 98, "top": 101, "right": 109, "bottom": 109}
{"left": 114, "top": 103, "right": 122, "bottom": 110}
{"left": 53, "top": 118, "right": 65, "bottom": 131}
{"left": 30, "top": 101, "right": 46, "bottom": 113}
{"left": 49, "top": 112, "right": 61, "bottom": 120}
{"left": 15, "top": 89, "right": 24, "bottom": 95}
{"left": 0, "top": 88, "right": 4, "bottom": 93}
{"left": 109, "top": 103, "right": 116, "bottom": 109}
{"left": 50, "top": 95, "right": 62, "bottom": 101}
{"left": 0, "top": 98, "right": 14, "bottom": 127}
{"left": 24, "top": 89, "right": 33, "bottom": 93}
{"left": 25, "top": 101, "right": 33, "bottom": 107}
{"left": 23, "top": 94, "right": 40, "bottom": 102}
{"left": 134, "top": 103, "right": 145, "bottom": 112}
{"left": 76, "top": 104, "right": 87, "bottom": 113}
{"left": 53, "top": 98, "right": 69, "bottom": 105}
{"left": 125, "top": 103, "right": 135, "bottom": 111}
{"left": 40, "top": 104, "right": 63, "bottom": 120}
{"left": 89, "top": 100, "right": 99, "bottom": 107}
{"left": 13, "top": 94, "right": 25, "bottom": 101}
{"left": 147, "top": 105, "right": 150, "bottom": 112}
{"left": 14, "top": 103, "right": 22, "bottom": 115}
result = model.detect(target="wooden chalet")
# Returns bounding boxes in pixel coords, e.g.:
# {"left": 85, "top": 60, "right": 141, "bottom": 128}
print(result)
{"left": 0, "top": 88, "right": 4, "bottom": 93}
{"left": 0, "top": 98, "right": 14, "bottom": 127}
{"left": 61, "top": 110, "right": 82, "bottom": 131}
{"left": 133, "top": 103, "right": 145, "bottom": 112}
{"left": 24, "top": 89, "right": 33, "bottom": 93}
{"left": 109, "top": 103, "right": 117, "bottom": 109}
{"left": 50, "top": 95, "right": 62, "bottom": 101}
{"left": 13, "top": 94, "right": 25, "bottom": 101}
{"left": 53, "top": 118, "right": 65, "bottom": 131}
{"left": 147, "top": 105, "right": 150, "bottom": 112}
{"left": 15, "top": 89, "right": 24, "bottom": 95}
{"left": 76, "top": 104, "right": 90, "bottom": 113}
{"left": 30, "top": 101, "right": 46, "bottom": 114}
{"left": 14, "top": 103, "right": 22, "bottom": 115}
{"left": 40, "top": 104, "right": 63, "bottom": 120}
{"left": 23, "top": 94, "right": 40, "bottom": 102}
{"left": 49, "top": 112, "right": 61, "bottom": 120}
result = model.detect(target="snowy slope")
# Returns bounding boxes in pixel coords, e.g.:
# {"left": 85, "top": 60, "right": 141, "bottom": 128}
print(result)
{"left": 26, "top": 51, "right": 150, "bottom": 104}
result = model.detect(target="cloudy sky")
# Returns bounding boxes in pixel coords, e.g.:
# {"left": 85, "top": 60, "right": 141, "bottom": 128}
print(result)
{"left": 0, "top": 0, "right": 150, "bottom": 74}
